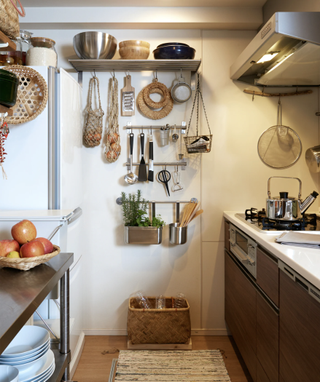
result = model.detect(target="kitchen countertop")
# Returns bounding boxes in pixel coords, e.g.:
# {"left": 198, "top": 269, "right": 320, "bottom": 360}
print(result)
{"left": 224, "top": 211, "right": 320, "bottom": 290}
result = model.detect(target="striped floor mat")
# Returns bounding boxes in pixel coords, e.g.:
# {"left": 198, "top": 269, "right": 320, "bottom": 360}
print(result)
{"left": 112, "top": 349, "right": 231, "bottom": 381}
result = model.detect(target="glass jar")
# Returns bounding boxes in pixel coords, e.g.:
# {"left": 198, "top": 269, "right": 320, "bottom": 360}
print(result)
{"left": 26, "top": 37, "right": 57, "bottom": 67}
{"left": 0, "top": 30, "right": 32, "bottom": 66}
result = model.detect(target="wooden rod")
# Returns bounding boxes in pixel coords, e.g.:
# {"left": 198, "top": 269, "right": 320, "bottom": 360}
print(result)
{"left": 243, "top": 89, "right": 313, "bottom": 97}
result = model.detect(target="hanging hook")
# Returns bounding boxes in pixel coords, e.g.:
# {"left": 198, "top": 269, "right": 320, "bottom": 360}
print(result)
{"left": 126, "top": 70, "right": 130, "bottom": 77}
{"left": 180, "top": 68, "right": 183, "bottom": 79}
{"left": 252, "top": 91, "right": 255, "bottom": 101}
{"left": 153, "top": 70, "right": 158, "bottom": 80}
{"left": 111, "top": 70, "right": 115, "bottom": 78}
{"left": 93, "top": 69, "right": 96, "bottom": 78}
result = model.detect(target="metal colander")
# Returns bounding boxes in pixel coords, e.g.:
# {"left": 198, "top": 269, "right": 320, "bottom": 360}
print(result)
{"left": 257, "top": 100, "right": 302, "bottom": 169}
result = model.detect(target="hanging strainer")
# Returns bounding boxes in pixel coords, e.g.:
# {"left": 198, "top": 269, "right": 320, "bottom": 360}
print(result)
{"left": 257, "top": 99, "right": 302, "bottom": 169}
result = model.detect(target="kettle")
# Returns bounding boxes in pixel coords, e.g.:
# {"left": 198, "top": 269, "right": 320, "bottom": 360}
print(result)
{"left": 266, "top": 176, "right": 319, "bottom": 221}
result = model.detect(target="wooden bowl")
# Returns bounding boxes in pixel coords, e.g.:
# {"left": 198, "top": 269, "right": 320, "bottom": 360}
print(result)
{"left": 119, "top": 40, "right": 150, "bottom": 49}
{"left": 119, "top": 46, "right": 150, "bottom": 59}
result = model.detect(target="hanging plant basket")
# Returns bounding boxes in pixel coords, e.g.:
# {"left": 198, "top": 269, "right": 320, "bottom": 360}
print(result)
{"left": 184, "top": 74, "right": 212, "bottom": 154}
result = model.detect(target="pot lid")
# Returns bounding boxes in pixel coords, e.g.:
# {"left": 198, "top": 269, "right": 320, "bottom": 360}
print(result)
{"left": 157, "top": 42, "right": 190, "bottom": 48}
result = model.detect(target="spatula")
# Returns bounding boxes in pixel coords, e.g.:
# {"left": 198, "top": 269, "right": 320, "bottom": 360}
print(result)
{"left": 138, "top": 133, "right": 147, "bottom": 182}
{"left": 121, "top": 74, "right": 135, "bottom": 116}
{"left": 148, "top": 131, "right": 154, "bottom": 182}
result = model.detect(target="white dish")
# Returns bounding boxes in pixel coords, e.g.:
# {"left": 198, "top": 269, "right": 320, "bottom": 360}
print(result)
{"left": 16, "top": 349, "right": 54, "bottom": 382}
{"left": 1, "top": 326, "right": 50, "bottom": 357}
{"left": 0, "top": 342, "right": 50, "bottom": 365}
{"left": 32, "top": 362, "right": 55, "bottom": 382}
{"left": 0, "top": 365, "right": 19, "bottom": 382}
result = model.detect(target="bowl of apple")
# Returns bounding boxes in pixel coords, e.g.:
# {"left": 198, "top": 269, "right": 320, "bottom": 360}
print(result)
{"left": 0, "top": 220, "right": 60, "bottom": 271}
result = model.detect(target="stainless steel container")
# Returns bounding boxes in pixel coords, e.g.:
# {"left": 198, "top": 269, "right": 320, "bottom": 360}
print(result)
{"left": 306, "top": 145, "right": 320, "bottom": 173}
{"left": 169, "top": 223, "right": 187, "bottom": 245}
{"left": 73, "top": 31, "right": 117, "bottom": 59}
{"left": 124, "top": 226, "right": 162, "bottom": 245}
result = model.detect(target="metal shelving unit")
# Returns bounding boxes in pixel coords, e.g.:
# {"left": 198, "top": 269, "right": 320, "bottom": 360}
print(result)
{"left": 0, "top": 253, "right": 74, "bottom": 382}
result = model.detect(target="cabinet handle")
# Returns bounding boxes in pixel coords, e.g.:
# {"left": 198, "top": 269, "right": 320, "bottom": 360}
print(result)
{"left": 282, "top": 266, "right": 295, "bottom": 281}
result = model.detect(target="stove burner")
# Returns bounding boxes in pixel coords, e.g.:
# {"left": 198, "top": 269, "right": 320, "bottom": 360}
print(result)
{"left": 262, "top": 217, "right": 308, "bottom": 231}
{"left": 244, "top": 208, "right": 318, "bottom": 231}
{"left": 245, "top": 208, "right": 266, "bottom": 221}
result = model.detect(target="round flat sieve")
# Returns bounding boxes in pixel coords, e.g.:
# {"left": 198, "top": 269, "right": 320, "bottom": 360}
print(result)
{"left": 171, "top": 74, "right": 192, "bottom": 103}
{"left": 257, "top": 100, "right": 302, "bottom": 169}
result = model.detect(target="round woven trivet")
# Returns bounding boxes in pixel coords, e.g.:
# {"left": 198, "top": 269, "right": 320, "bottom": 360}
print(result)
{"left": 137, "top": 89, "right": 173, "bottom": 120}
{"left": 0, "top": 245, "right": 60, "bottom": 271}
{"left": 143, "top": 79, "right": 170, "bottom": 109}
{"left": 2, "top": 65, "right": 48, "bottom": 125}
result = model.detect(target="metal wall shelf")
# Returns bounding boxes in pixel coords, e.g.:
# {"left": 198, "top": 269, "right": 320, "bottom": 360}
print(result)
{"left": 68, "top": 59, "right": 201, "bottom": 73}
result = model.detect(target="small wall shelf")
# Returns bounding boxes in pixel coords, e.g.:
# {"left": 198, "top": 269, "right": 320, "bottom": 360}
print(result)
{"left": 0, "top": 31, "right": 16, "bottom": 52}
{"left": 68, "top": 58, "right": 201, "bottom": 73}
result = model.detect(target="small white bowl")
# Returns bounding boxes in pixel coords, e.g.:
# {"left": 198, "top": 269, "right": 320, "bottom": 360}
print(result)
{"left": 0, "top": 365, "right": 19, "bottom": 382}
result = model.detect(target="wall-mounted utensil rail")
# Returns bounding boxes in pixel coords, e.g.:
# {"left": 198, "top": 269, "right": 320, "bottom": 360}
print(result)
{"left": 125, "top": 124, "right": 186, "bottom": 130}
{"left": 126, "top": 161, "right": 187, "bottom": 167}
{"left": 116, "top": 198, "right": 197, "bottom": 223}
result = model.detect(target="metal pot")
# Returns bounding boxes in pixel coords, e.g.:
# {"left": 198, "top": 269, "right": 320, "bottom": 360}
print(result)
{"left": 266, "top": 176, "right": 318, "bottom": 221}
{"left": 306, "top": 145, "right": 320, "bottom": 173}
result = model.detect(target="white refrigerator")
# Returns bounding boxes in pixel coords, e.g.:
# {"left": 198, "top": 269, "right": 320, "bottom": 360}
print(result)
{"left": 0, "top": 66, "right": 84, "bottom": 377}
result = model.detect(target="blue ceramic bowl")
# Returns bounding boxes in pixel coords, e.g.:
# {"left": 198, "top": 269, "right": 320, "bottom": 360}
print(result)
{"left": 153, "top": 45, "right": 195, "bottom": 59}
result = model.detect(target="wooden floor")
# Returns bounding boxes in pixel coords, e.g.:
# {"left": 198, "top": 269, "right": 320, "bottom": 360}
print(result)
{"left": 73, "top": 335, "right": 249, "bottom": 382}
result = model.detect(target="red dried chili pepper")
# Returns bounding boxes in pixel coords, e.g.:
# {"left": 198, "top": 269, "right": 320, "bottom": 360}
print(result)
{"left": 0, "top": 121, "right": 9, "bottom": 179}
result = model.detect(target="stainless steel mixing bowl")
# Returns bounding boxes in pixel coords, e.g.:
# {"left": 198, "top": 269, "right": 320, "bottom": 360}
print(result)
{"left": 73, "top": 32, "right": 117, "bottom": 59}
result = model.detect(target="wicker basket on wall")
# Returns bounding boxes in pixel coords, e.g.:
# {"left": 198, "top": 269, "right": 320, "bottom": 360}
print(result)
{"left": 127, "top": 296, "right": 191, "bottom": 344}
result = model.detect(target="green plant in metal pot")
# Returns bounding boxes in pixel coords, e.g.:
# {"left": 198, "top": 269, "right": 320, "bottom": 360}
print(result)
{"left": 121, "top": 190, "right": 165, "bottom": 228}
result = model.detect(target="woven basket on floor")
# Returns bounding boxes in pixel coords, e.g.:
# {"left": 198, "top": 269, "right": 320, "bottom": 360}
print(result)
{"left": 127, "top": 296, "right": 191, "bottom": 344}
{"left": 0, "top": 245, "right": 60, "bottom": 271}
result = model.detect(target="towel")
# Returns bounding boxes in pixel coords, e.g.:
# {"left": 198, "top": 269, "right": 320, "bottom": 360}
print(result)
{"left": 275, "top": 232, "right": 320, "bottom": 248}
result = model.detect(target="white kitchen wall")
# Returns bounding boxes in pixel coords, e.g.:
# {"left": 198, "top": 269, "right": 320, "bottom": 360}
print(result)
{"left": 24, "top": 25, "right": 320, "bottom": 336}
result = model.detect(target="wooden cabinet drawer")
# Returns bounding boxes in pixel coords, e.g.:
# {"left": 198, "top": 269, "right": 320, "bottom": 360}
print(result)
{"left": 256, "top": 247, "right": 279, "bottom": 306}
{"left": 280, "top": 268, "right": 320, "bottom": 382}
{"left": 225, "top": 252, "right": 257, "bottom": 381}
{"left": 257, "top": 293, "right": 279, "bottom": 382}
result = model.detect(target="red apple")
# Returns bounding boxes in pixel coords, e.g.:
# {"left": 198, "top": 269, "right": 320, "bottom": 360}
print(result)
{"left": 20, "top": 241, "right": 44, "bottom": 258}
{"left": 11, "top": 220, "right": 37, "bottom": 245}
{"left": 0, "top": 239, "right": 20, "bottom": 257}
{"left": 32, "top": 237, "right": 54, "bottom": 254}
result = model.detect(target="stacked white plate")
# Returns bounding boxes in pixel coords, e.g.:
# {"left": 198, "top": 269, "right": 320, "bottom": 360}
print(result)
{"left": 0, "top": 326, "right": 55, "bottom": 382}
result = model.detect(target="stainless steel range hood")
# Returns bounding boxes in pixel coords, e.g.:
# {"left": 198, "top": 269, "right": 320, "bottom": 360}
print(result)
{"left": 230, "top": 12, "right": 320, "bottom": 87}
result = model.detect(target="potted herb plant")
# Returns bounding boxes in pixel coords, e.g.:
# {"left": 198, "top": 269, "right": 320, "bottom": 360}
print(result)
{"left": 121, "top": 190, "right": 165, "bottom": 244}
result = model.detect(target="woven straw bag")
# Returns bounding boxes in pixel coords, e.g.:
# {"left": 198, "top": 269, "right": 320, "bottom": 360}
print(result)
{"left": 0, "top": 0, "right": 25, "bottom": 39}
{"left": 83, "top": 76, "right": 104, "bottom": 148}
{"left": 127, "top": 297, "right": 191, "bottom": 344}
{"left": 104, "top": 76, "right": 121, "bottom": 163}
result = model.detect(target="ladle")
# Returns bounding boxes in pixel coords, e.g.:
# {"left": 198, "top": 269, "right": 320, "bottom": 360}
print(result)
{"left": 124, "top": 132, "right": 138, "bottom": 184}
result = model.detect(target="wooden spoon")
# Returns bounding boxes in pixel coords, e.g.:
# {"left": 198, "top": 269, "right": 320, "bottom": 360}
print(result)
{"left": 189, "top": 209, "right": 203, "bottom": 223}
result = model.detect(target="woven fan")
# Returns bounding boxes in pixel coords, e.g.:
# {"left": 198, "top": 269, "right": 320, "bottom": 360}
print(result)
{"left": 2, "top": 65, "right": 48, "bottom": 125}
